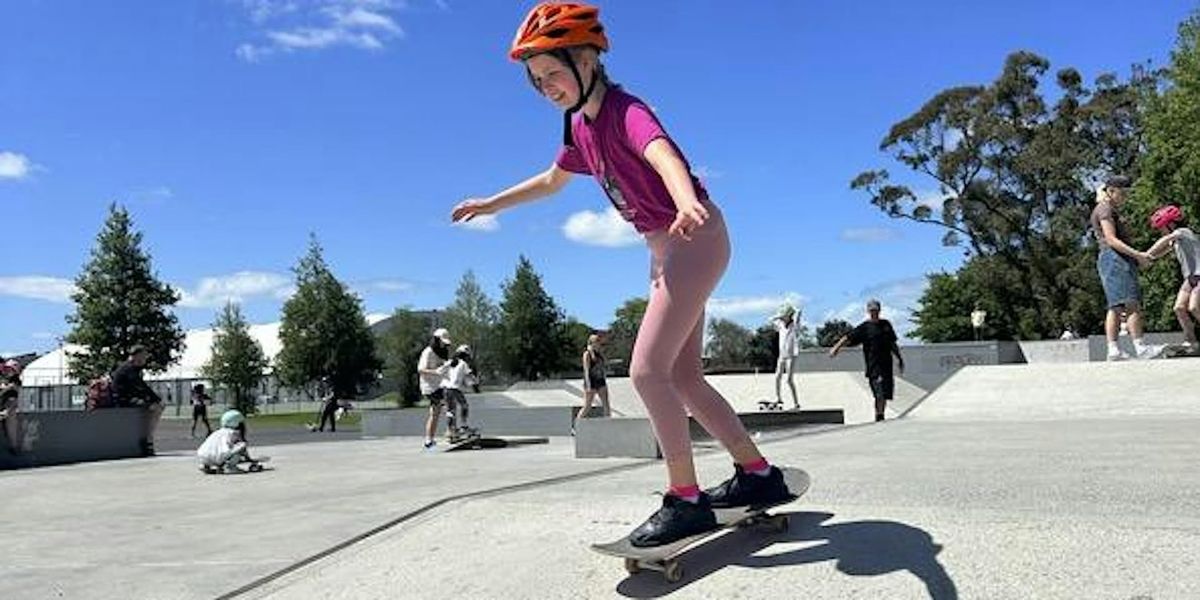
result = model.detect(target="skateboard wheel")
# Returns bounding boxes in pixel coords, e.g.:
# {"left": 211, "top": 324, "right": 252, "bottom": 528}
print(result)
{"left": 772, "top": 515, "right": 789, "bottom": 533}
{"left": 664, "top": 561, "right": 683, "bottom": 583}
{"left": 249, "top": 464, "right": 262, "bottom": 472}
{"left": 623, "top": 558, "right": 641, "bottom": 575}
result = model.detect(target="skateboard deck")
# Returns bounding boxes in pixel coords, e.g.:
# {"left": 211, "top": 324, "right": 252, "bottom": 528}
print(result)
{"left": 443, "top": 435, "right": 507, "bottom": 452}
{"left": 1162, "top": 343, "right": 1199, "bottom": 359}
{"left": 591, "top": 467, "right": 811, "bottom": 582}
{"left": 200, "top": 455, "right": 271, "bottom": 474}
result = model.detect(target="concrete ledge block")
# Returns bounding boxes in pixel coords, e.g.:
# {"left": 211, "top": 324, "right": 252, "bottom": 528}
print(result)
{"left": 1, "top": 408, "right": 145, "bottom": 470}
{"left": 574, "top": 417, "right": 660, "bottom": 459}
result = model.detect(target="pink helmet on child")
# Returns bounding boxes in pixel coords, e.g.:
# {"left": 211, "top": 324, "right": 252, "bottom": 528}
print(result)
{"left": 1150, "top": 205, "right": 1183, "bottom": 231}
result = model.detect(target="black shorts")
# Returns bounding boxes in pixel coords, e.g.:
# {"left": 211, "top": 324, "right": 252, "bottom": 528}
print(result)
{"left": 587, "top": 377, "right": 607, "bottom": 391}
{"left": 868, "top": 374, "right": 895, "bottom": 402}
{"left": 193, "top": 405, "right": 208, "bottom": 418}
{"left": 424, "top": 388, "right": 446, "bottom": 407}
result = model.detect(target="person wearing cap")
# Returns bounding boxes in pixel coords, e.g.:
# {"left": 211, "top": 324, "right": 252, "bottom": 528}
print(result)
{"left": 1090, "top": 175, "right": 1164, "bottom": 360}
{"left": 1145, "top": 204, "right": 1200, "bottom": 354}
{"left": 772, "top": 304, "right": 802, "bottom": 410}
{"left": 828, "top": 299, "right": 905, "bottom": 422}
{"left": 418, "top": 328, "right": 453, "bottom": 449}
{"left": 1, "top": 359, "right": 24, "bottom": 454}
{"left": 110, "top": 344, "right": 165, "bottom": 456}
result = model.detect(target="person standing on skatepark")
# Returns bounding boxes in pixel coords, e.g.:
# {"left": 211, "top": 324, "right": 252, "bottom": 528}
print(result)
{"left": 189, "top": 383, "right": 213, "bottom": 439}
{"left": 418, "top": 328, "right": 453, "bottom": 450}
{"left": 1, "top": 359, "right": 24, "bottom": 455}
{"left": 1145, "top": 204, "right": 1200, "bottom": 354}
{"left": 1090, "top": 175, "right": 1164, "bottom": 361}
{"left": 572, "top": 333, "right": 612, "bottom": 435}
{"left": 828, "top": 299, "right": 905, "bottom": 423}
{"left": 451, "top": 2, "right": 792, "bottom": 547}
{"left": 772, "top": 304, "right": 802, "bottom": 410}
{"left": 442, "top": 344, "right": 478, "bottom": 441}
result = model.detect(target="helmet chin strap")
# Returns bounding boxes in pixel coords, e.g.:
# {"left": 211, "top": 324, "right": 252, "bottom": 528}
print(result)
{"left": 553, "top": 48, "right": 600, "bottom": 147}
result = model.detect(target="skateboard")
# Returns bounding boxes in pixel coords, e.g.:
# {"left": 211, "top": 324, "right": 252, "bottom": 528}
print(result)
{"left": 1162, "top": 343, "right": 1199, "bottom": 359}
{"left": 591, "top": 467, "right": 811, "bottom": 583}
{"left": 200, "top": 455, "right": 271, "bottom": 474}
{"left": 757, "top": 399, "right": 784, "bottom": 411}
{"left": 444, "top": 433, "right": 507, "bottom": 452}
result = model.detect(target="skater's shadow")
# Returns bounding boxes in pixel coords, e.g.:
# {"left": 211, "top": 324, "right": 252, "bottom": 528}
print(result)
{"left": 615, "top": 511, "right": 957, "bottom": 599}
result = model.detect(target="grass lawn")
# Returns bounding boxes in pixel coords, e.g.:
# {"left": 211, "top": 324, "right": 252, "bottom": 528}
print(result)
{"left": 246, "top": 411, "right": 362, "bottom": 429}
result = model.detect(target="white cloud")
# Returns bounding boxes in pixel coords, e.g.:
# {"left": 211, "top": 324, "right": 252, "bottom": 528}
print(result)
{"left": 707, "top": 292, "right": 807, "bottom": 321}
{"left": 0, "top": 152, "right": 34, "bottom": 181}
{"left": 0, "top": 276, "right": 75, "bottom": 303}
{"left": 31, "top": 332, "right": 57, "bottom": 341}
{"left": 692, "top": 165, "right": 723, "bottom": 180}
{"left": 236, "top": 0, "right": 410, "bottom": 61}
{"left": 562, "top": 208, "right": 640, "bottom": 248}
{"left": 177, "top": 271, "right": 294, "bottom": 308}
{"left": 913, "top": 188, "right": 949, "bottom": 217}
{"left": 840, "top": 227, "right": 900, "bottom": 243}
{"left": 357, "top": 279, "right": 414, "bottom": 293}
{"left": 130, "top": 186, "right": 174, "bottom": 204}
{"left": 455, "top": 214, "right": 500, "bottom": 232}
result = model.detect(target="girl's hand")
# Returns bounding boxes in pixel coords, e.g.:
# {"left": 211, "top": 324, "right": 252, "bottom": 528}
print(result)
{"left": 1135, "top": 252, "right": 1152, "bottom": 269}
{"left": 668, "top": 200, "right": 709, "bottom": 241}
{"left": 451, "top": 198, "right": 496, "bottom": 223}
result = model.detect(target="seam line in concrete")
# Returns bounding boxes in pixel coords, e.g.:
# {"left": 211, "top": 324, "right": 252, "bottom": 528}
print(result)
{"left": 213, "top": 459, "right": 656, "bottom": 600}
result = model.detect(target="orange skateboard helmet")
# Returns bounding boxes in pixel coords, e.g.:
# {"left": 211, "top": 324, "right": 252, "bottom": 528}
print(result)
{"left": 510, "top": 2, "right": 608, "bottom": 61}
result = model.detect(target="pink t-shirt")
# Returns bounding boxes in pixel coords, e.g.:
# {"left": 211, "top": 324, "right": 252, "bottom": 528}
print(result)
{"left": 555, "top": 87, "right": 708, "bottom": 233}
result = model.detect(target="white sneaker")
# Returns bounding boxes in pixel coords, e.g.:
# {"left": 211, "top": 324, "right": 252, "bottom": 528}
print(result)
{"left": 1135, "top": 344, "right": 1166, "bottom": 360}
{"left": 1106, "top": 351, "right": 1131, "bottom": 362}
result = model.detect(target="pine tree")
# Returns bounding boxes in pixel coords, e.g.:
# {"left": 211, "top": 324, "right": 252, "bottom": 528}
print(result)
{"left": 65, "top": 204, "right": 184, "bottom": 381}
{"left": 203, "top": 302, "right": 269, "bottom": 415}
{"left": 443, "top": 270, "right": 499, "bottom": 382}
{"left": 276, "top": 236, "right": 381, "bottom": 398}
{"left": 496, "top": 255, "right": 565, "bottom": 381}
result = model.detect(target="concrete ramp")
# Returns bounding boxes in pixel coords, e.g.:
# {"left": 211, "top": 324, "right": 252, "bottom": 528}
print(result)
{"left": 911, "top": 359, "right": 1200, "bottom": 422}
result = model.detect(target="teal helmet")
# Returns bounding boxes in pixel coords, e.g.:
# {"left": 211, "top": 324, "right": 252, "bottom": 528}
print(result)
{"left": 220, "top": 409, "right": 245, "bottom": 429}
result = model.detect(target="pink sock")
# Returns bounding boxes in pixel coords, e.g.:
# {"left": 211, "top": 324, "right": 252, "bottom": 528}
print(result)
{"left": 669, "top": 484, "right": 701, "bottom": 503}
{"left": 741, "top": 458, "right": 771, "bottom": 476}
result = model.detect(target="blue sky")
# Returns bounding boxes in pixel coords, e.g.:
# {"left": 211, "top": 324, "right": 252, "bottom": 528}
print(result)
{"left": 1, "top": 0, "right": 1195, "bottom": 355}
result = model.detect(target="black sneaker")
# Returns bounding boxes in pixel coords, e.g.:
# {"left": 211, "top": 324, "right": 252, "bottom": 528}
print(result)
{"left": 629, "top": 493, "right": 719, "bottom": 548}
{"left": 705, "top": 465, "right": 793, "bottom": 509}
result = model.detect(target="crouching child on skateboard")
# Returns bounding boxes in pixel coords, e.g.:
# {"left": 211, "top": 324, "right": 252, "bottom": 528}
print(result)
{"left": 197, "top": 410, "right": 258, "bottom": 474}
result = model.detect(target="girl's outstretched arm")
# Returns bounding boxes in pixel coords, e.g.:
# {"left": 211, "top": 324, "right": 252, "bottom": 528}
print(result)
{"left": 452, "top": 164, "right": 573, "bottom": 222}
{"left": 643, "top": 139, "right": 709, "bottom": 240}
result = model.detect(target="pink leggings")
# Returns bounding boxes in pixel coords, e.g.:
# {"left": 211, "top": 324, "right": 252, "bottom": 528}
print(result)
{"left": 630, "top": 205, "right": 752, "bottom": 467}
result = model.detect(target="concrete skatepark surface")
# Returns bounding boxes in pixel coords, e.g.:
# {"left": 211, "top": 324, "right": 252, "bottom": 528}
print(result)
{"left": 4, "top": 359, "right": 1199, "bottom": 599}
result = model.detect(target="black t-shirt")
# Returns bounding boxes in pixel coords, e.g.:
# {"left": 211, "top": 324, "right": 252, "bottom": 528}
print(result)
{"left": 846, "top": 319, "right": 899, "bottom": 378}
{"left": 111, "top": 360, "right": 162, "bottom": 404}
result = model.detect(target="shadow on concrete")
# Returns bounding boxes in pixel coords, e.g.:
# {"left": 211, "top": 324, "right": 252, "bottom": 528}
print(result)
{"left": 615, "top": 511, "right": 957, "bottom": 600}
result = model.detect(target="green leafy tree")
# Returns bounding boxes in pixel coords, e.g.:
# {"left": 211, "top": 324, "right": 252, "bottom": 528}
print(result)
{"left": 559, "top": 317, "right": 595, "bottom": 374}
{"left": 276, "top": 236, "right": 382, "bottom": 398}
{"left": 747, "top": 324, "right": 779, "bottom": 372}
{"left": 496, "top": 255, "right": 565, "bottom": 381}
{"left": 378, "top": 308, "right": 434, "bottom": 407}
{"left": 65, "top": 204, "right": 184, "bottom": 380}
{"left": 604, "top": 297, "right": 647, "bottom": 376}
{"left": 1128, "top": 12, "right": 1200, "bottom": 331}
{"left": 443, "top": 270, "right": 500, "bottom": 382}
{"left": 203, "top": 302, "right": 269, "bottom": 415}
{"left": 852, "top": 51, "right": 1158, "bottom": 339}
{"left": 816, "top": 319, "right": 855, "bottom": 348}
{"left": 704, "top": 318, "right": 752, "bottom": 370}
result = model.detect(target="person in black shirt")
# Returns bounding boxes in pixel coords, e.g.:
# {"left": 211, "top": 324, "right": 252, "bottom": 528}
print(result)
{"left": 110, "top": 345, "right": 166, "bottom": 456}
{"left": 829, "top": 299, "right": 905, "bottom": 422}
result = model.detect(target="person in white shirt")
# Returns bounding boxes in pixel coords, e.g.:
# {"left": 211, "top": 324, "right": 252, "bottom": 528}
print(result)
{"left": 1147, "top": 204, "right": 1200, "bottom": 354}
{"left": 772, "top": 304, "right": 801, "bottom": 410}
{"left": 442, "top": 345, "right": 479, "bottom": 441}
{"left": 197, "top": 410, "right": 253, "bottom": 474}
{"left": 418, "top": 328, "right": 453, "bottom": 449}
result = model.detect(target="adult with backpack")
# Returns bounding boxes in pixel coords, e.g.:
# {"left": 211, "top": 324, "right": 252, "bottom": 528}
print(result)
{"left": 109, "top": 345, "right": 166, "bottom": 456}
